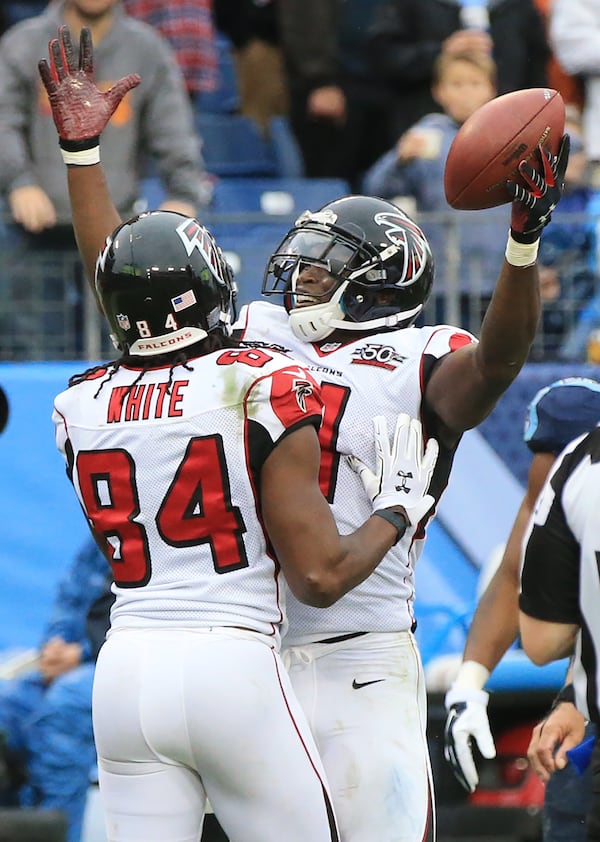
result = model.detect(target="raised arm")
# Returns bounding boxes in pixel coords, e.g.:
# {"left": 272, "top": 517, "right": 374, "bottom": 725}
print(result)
{"left": 425, "top": 139, "right": 570, "bottom": 446}
{"left": 38, "top": 26, "right": 139, "bottom": 302}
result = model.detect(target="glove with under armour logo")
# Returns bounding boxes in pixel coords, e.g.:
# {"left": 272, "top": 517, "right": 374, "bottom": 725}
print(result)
{"left": 348, "top": 413, "right": 438, "bottom": 527}
{"left": 507, "top": 135, "right": 570, "bottom": 244}
{"left": 444, "top": 683, "right": 496, "bottom": 793}
{"left": 38, "top": 25, "right": 140, "bottom": 165}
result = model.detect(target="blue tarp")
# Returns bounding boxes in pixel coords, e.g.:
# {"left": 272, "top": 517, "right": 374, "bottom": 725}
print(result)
{"left": 0, "top": 361, "right": 578, "bottom": 693}
{"left": 0, "top": 362, "right": 91, "bottom": 650}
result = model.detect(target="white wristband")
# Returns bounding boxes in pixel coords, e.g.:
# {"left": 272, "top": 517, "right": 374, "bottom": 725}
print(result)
{"left": 452, "top": 660, "right": 490, "bottom": 691}
{"left": 505, "top": 232, "right": 540, "bottom": 267}
{"left": 60, "top": 146, "right": 100, "bottom": 166}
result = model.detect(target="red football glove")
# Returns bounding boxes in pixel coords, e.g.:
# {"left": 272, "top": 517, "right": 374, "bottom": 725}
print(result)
{"left": 507, "top": 135, "right": 570, "bottom": 244}
{"left": 38, "top": 25, "right": 140, "bottom": 149}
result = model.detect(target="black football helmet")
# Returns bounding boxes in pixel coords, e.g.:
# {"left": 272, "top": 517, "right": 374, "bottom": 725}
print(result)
{"left": 95, "top": 211, "right": 236, "bottom": 356}
{"left": 262, "top": 195, "right": 434, "bottom": 341}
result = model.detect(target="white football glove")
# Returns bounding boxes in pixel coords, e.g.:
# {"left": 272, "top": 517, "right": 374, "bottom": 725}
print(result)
{"left": 444, "top": 685, "right": 496, "bottom": 793}
{"left": 348, "top": 413, "right": 438, "bottom": 526}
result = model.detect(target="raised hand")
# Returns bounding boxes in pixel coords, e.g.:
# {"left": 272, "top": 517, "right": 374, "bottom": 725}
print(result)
{"left": 348, "top": 413, "right": 438, "bottom": 527}
{"left": 38, "top": 25, "right": 140, "bottom": 146}
{"left": 507, "top": 135, "right": 570, "bottom": 244}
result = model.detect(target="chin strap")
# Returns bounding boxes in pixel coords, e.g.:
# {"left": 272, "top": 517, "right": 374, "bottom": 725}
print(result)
{"left": 288, "top": 302, "right": 346, "bottom": 341}
{"left": 288, "top": 297, "right": 424, "bottom": 341}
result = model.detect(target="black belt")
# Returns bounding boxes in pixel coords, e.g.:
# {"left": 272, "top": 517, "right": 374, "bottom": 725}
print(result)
{"left": 317, "top": 623, "right": 416, "bottom": 644}
{"left": 316, "top": 631, "right": 368, "bottom": 644}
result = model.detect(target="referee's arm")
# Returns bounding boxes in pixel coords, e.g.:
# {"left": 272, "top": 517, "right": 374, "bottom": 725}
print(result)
{"left": 518, "top": 457, "right": 581, "bottom": 665}
{"left": 519, "top": 612, "right": 578, "bottom": 665}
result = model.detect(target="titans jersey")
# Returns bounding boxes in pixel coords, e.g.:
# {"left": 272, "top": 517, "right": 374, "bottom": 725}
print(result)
{"left": 53, "top": 347, "right": 323, "bottom": 645}
{"left": 236, "top": 301, "right": 477, "bottom": 644}
{"left": 524, "top": 377, "right": 600, "bottom": 455}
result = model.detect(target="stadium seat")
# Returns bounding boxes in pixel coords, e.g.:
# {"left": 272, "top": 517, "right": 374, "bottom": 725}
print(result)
{"left": 268, "top": 116, "right": 305, "bottom": 178}
{"left": 138, "top": 176, "right": 166, "bottom": 212}
{"left": 195, "top": 113, "right": 277, "bottom": 178}
{"left": 207, "top": 178, "right": 350, "bottom": 307}
{"left": 210, "top": 177, "right": 350, "bottom": 215}
{"left": 198, "top": 33, "right": 240, "bottom": 115}
{"left": 214, "top": 223, "right": 290, "bottom": 308}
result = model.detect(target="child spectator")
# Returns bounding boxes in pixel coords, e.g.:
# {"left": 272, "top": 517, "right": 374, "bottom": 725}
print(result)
{"left": 363, "top": 49, "right": 507, "bottom": 331}
{"left": 368, "top": 0, "right": 548, "bottom": 142}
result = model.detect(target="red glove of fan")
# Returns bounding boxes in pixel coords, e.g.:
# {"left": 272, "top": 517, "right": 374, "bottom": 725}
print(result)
{"left": 507, "top": 135, "right": 570, "bottom": 244}
{"left": 38, "top": 25, "right": 140, "bottom": 161}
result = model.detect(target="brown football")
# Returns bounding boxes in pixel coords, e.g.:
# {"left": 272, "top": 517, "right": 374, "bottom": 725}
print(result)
{"left": 444, "top": 88, "right": 565, "bottom": 211}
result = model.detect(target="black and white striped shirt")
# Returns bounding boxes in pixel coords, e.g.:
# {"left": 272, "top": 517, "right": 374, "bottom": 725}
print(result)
{"left": 520, "top": 425, "right": 600, "bottom": 723}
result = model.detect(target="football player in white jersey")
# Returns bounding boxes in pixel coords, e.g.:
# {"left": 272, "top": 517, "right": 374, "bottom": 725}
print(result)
{"left": 39, "top": 25, "right": 569, "bottom": 842}
{"left": 52, "top": 204, "right": 439, "bottom": 842}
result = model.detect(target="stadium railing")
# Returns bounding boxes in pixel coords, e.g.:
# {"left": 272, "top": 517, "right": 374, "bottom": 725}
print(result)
{"left": 0, "top": 207, "right": 596, "bottom": 364}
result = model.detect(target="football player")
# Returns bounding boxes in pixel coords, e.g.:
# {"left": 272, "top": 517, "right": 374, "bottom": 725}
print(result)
{"left": 53, "top": 205, "right": 439, "bottom": 841}
{"left": 444, "top": 377, "right": 600, "bottom": 841}
{"left": 40, "top": 25, "right": 569, "bottom": 842}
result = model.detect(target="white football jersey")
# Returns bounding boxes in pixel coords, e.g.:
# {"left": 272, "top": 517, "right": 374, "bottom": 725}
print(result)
{"left": 236, "top": 301, "right": 477, "bottom": 644}
{"left": 53, "top": 347, "right": 323, "bottom": 645}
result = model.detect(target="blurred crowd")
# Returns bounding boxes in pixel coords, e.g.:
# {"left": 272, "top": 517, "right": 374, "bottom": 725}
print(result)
{"left": 0, "top": 0, "right": 599, "bottom": 363}
{"left": 2, "top": 4, "right": 600, "bottom": 842}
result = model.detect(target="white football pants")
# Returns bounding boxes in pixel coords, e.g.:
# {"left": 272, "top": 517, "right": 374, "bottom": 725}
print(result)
{"left": 93, "top": 626, "right": 340, "bottom": 842}
{"left": 284, "top": 630, "right": 435, "bottom": 842}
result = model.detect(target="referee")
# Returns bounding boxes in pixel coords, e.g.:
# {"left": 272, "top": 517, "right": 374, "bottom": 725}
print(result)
{"left": 519, "top": 423, "right": 600, "bottom": 841}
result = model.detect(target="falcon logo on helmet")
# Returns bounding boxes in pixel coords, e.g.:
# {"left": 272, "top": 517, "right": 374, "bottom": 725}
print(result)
{"left": 373, "top": 212, "right": 429, "bottom": 285}
{"left": 176, "top": 218, "right": 224, "bottom": 280}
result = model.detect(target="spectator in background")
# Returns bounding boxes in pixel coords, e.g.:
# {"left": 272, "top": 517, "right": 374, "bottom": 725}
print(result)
{"left": 0, "top": 0, "right": 207, "bottom": 359}
{"left": 443, "top": 376, "right": 600, "bottom": 841}
{"left": 533, "top": 111, "right": 599, "bottom": 360}
{"left": 0, "top": 539, "right": 110, "bottom": 842}
{"left": 363, "top": 49, "right": 508, "bottom": 332}
{"left": 122, "top": 0, "right": 218, "bottom": 103}
{"left": 533, "top": 0, "right": 584, "bottom": 113}
{"left": 550, "top": 0, "right": 600, "bottom": 186}
{"left": 277, "top": 0, "right": 391, "bottom": 189}
{"left": 213, "top": 0, "right": 288, "bottom": 132}
{"left": 368, "top": 0, "right": 549, "bottom": 142}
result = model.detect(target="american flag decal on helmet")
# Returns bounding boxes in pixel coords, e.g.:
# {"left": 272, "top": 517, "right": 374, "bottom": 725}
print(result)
{"left": 374, "top": 211, "right": 429, "bottom": 285}
{"left": 172, "top": 290, "right": 197, "bottom": 312}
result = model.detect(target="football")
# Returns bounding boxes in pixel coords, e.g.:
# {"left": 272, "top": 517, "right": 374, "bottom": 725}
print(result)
{"left": 444, "top": 88, "right": 565, "bottom": 211}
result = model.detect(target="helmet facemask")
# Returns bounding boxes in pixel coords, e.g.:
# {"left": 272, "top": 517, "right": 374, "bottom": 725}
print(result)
{"left": 262, "top": 200, "right": 434, "bottom": 342}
